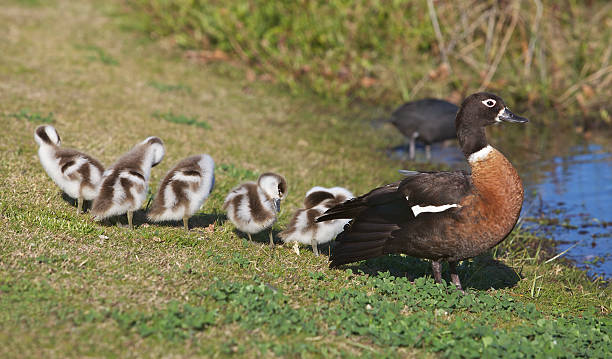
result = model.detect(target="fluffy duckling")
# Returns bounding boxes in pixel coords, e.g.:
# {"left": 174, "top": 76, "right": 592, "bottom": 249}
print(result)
{"left": 147, "top": 154, "right": 215, "bottom": 230}
{"left": 223, "top": 172, "right": 287, "bottom": 247}
{"left": 279, "top": 186, "right": 354, "bottom": 256}
{"left": 91, "top": 137, "right": 165, "bottom": 229}
{"left": 34, "top": 125, "right": 105, "bottom": 214}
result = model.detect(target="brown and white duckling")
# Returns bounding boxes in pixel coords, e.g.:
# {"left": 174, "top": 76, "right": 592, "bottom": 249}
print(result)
{"left": 147, "top": 154, "right": 215, "bottom": 230}
{"left": 279, "top": 186, "right": 354, "bottom": 256}
{"left": 91, "top": 137, "right": 165, "bottom": 229}
{"left": 318, "top": 92, "right": 528, "bottom": 291}
{"left": 223, "top": 172, "right": 287, "bottom": 247}
{"left": 34, "top": 125, "right": 105, "bottom": 214}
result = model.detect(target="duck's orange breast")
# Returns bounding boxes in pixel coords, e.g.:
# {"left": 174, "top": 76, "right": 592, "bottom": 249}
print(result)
{"left": 448, "top": 147, "right": 524, "bottom": 261}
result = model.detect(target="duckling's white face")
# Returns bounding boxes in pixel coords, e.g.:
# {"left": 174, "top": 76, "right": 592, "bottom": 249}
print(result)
{"left": 259, "top": 174, "right": 286, "bottom": 200}
{"left": 258, "top": 173, "right": 287, "bottom": 212}
{"left": 150, "top": 143, "right": 165, "bottom": 167}
{"left": 34, "top": 125, "right": 61, "bottom": 147}
{"left": 141, "top": 137, "right": 165, "bottom": 167}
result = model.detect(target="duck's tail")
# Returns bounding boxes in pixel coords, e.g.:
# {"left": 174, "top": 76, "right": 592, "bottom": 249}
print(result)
{"left": 329, "top": 220, "right": 394, "bottom": 267}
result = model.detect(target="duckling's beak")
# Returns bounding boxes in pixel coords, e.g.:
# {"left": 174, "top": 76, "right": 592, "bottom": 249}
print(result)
{"left": 498, "top": 107, "right": 529, "bottom": 123}
{"left": 274, "top": 198, "right": 281, "bottom": 213}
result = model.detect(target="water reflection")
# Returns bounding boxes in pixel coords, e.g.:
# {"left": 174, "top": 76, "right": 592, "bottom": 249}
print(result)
{"left": 521, "top": 145, "right": 612, "bottom": 278}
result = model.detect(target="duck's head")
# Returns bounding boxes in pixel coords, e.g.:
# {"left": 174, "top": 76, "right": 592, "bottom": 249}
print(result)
{"left": 258, "top": 172, "right": 288, "bottom": 212}
{"left": 456, "top": 92, "right": 528, "bottom": 157}
{"left": 141, "top": 136, "right": 165, "bottom": 167}
{"left": 34, "top": 125, "right": 61, "bottom": 147}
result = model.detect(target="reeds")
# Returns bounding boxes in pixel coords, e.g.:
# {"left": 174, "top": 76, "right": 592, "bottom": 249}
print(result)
{"left": 129, "top": 0, "right": 612, "bottom": 127}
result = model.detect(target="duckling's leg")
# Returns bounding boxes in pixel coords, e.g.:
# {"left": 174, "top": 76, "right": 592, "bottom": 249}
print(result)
{"left": 77, "top": 196, "right": 83, "bottom": 215}
{"left": 431, "top": 260, "right": 442, "bottom": 283}
{"left": 248, "top": 233, "right": 252, "bottom": 241}
{"left": 425, "top": 145, "right": 432, "bottom": 161}
{"left": 183, "top": 215, "right": 189, "bottom": 231}
{"left": 268, "top": 230, "right": 274, "bottom": 247}
{"left": 449, "top": 261, "right": 463, "bottom": 292}
{"left": 127, "top": 210, "right": 134, "bottom": 230}
{"left": 311, "top": 237, "right": 319, "bottom": 256}
{"left": 292, "top": 241, "right": 300, "bottom": 256}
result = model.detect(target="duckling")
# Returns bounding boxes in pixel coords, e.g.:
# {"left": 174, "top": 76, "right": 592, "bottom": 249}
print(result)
{"left": 34, "top": 125, "right": 105, "bottom": 214}
{"left": 279, "top": 186, "right": 354, "bottom": 256}
{"left": 223, "top": 172, "right": 287, "bottom": 247}
{"left": 147, "top": 154, "right": 215, "bottom": 230}
{"left": 91, "top": 137, "right": 165, "bottom": 229}
{"left": 318, "top": 93, "right": 528, "bottom": 291}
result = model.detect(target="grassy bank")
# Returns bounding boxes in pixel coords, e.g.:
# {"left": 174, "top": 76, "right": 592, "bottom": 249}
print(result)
{"left": 128, "top": 0, "right": 612, "bottom": 130}
{"left": 0, "top": 0, "right": 610, "bottom": 357}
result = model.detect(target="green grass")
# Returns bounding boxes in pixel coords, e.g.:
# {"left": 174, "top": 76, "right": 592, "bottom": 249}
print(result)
{"left": 0, "top": 0, "right": 610, "bottom": 358}
{"left": 6, "top": 108, "right": 55, "bottom": 123}
{"left": 76, "top": 44, "right": 119, "bottom": 65}
{"left": 152, "top": 111, "right": 211, "bottom": 129}
{"left": 148, "top": 80, "right": 191, "bottom": 93}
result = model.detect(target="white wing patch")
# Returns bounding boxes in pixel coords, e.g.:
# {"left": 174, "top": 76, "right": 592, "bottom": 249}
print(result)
{"left": 411, "top": 204, "right": 460, "bottom": 217}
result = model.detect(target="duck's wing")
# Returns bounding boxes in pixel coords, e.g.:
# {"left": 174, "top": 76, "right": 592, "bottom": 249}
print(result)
{"left": 316, "top": 181, "right": 403, "bottom": 222}
{"left": 319, "top": 171, "right": 472, "bottom": 267}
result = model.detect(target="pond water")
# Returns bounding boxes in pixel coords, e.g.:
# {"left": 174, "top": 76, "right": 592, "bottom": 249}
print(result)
{"left": 388, "top": 141, "right": 612, "bottom": 279}
{"left": 520, "top": 144, "right": 612, "bottom": 279}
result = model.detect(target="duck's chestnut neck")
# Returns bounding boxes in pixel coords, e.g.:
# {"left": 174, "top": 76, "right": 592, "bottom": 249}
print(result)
{"left": 456, "top": 123, "right": 488, "bottom": 159}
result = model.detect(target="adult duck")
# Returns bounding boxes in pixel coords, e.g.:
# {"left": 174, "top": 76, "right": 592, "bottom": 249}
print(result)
{"left": 318, "top": 92, "right": 528, "bottom": 290}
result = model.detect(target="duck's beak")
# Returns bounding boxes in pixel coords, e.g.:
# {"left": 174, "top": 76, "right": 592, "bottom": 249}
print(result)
{"left": 274, "top": 199, "right": 281, "bottom": 213}
{"left": 497, "top": 107, "right": 529, "bottom": 123}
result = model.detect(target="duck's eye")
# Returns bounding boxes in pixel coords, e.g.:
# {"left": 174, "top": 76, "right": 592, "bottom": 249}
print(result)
{"left": 482, "top": 99, "right": 496, "bottom": 108}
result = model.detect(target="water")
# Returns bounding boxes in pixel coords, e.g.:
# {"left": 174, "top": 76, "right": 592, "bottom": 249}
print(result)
{"left": 389, "top": 142, "right": 612, "bottom": 279}
{"left": 520, "top": 145, "right": 612, "bottom": 279}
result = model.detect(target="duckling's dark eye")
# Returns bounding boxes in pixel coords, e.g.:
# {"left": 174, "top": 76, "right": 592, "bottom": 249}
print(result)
{"left": 482, "top": 99, "right": 496, "bottom": 108}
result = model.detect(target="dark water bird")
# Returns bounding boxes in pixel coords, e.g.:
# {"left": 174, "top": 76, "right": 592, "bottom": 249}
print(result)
{"left": 223, "top": 172, "right": 287, "bottom": 247}
{"left": 318, "top": 92, "right": 528, "bottom": 290}
{"left": 148, "top": 154, "right": 215, "bottom": 230}
{"left": 389, "top": 98, "right": 458, "bottom": 160}
{"left": 279, "top": 186, "right": 354, "bottom": 256}
{"left": 91, "top": 137, "right": 165, "bottom": 229}
{"left": 34, "top": 125, "right": 105, "bottom": 214}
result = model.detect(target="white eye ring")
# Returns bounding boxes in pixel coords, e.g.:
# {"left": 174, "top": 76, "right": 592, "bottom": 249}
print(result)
{"left": 482, "top": 99, "right": 496, "bottom": 108}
